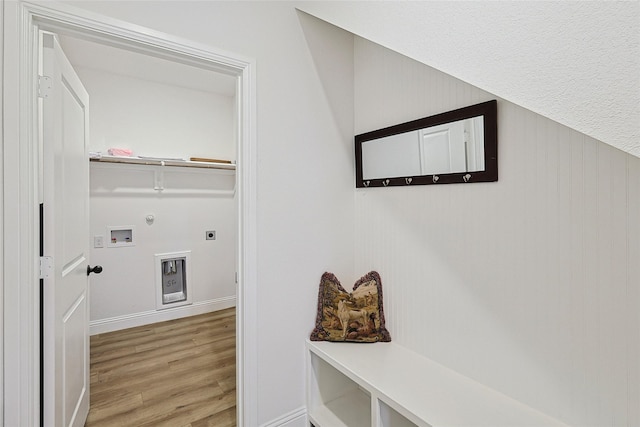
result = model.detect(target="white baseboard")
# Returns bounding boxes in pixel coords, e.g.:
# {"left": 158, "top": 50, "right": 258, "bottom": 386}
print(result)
{"left": 260, "top": 407, "right": 307, "bottom": 427}
{"left": 89, "top": 296, "right": 236, "bottom": 335}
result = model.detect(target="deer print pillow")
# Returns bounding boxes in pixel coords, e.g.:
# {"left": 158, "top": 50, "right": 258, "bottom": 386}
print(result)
{"left": 310, "top": 271, "right": 391, "bottom": 343}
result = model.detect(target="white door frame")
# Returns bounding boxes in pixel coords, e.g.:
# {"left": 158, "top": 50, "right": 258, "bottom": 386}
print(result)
{"left": 2, "top": 2, "right": 258, "bottom": 426}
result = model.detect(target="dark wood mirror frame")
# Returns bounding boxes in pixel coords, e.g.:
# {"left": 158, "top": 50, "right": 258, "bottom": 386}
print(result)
{"left": 355, "top": 100, "right": 498, "bottom": 188}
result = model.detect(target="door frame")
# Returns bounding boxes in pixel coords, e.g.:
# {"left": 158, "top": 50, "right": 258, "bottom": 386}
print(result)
{"left": 2, "top": 2, "right": 258, "bottom": 426}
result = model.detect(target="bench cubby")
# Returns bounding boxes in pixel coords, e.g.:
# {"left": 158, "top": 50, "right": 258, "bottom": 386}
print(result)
{"left": 306, "top": 339, "right": 567, "bottom": 427}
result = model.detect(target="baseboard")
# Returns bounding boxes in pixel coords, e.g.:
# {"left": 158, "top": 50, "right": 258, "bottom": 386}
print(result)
{"left": 89, "top": 296, "right": 236, "bottom": 335}
{"left": 259, "top": 407, "right": 307, "bottom": 427}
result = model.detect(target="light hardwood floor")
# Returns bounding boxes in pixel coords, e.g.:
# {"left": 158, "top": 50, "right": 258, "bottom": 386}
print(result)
{"left": 85, "top": 308, "right": 236, "bottom": 427}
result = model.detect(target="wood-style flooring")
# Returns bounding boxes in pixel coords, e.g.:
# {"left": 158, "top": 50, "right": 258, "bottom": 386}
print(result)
{"left": 85, "top": 308, "right": 236, "bottom": 427}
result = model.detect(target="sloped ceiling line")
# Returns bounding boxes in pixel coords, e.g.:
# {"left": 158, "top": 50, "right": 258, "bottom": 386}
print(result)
{"left": 296, "top": 2, "right": 640, "bottom": 158}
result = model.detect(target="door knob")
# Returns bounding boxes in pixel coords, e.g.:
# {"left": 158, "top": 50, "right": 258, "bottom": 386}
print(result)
{"left": 87, "top": 265, "right": 103, "bottom": 276}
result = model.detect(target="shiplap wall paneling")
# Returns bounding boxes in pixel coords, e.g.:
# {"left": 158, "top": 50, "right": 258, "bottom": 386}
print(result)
{"left": 353, "top": 36, "right": 639, "bottom": 426}
{"left": 628, "top": 156, "right": 640, "bottom": 426}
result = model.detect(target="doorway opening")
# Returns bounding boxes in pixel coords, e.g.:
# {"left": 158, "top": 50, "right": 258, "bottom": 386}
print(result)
{"left": 5, "top": 2, "right": 257, "bottom": 425}
{"left": 53, "top": 31, "right": 239, "bottom": 424}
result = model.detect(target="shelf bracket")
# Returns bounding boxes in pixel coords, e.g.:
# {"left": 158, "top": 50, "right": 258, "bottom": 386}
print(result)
{"left": 154, "top": 169, "right": 164, "bottom": 191}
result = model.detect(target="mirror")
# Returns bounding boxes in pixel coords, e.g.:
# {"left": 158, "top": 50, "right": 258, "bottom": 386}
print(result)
{"left": 355, "top": 100, "right": 497, "bottom": 187}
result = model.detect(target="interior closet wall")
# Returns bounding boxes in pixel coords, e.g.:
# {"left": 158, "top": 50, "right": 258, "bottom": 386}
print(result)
{"left": 65, "top": 57, "right": 238, "bottom": 334}
{"left": 354, "top": 37, "right": 639, "bottom": 426}
{"left": 89, "top": 163, "right": 236, "bottom": 334}
{"left": 78, "top": 66, "right": 235, "bottom": 160}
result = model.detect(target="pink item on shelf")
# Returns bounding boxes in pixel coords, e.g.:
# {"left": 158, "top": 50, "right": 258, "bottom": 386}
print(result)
{"left": 107, "top": 148, "right": 133, "bottom": 157}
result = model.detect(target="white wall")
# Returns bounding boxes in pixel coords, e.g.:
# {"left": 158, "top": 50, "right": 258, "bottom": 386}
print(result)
{"left": 64, "top": 2, "right": 356, "bottom": 425}
{"left": 89, "top": 163, "right": 237, "bottom": 333}
{"left": 0, "top": 0, "right": 5, "bottom": 422}
{"left": 354, "top": 37, "right": 639, "bottom": 426}
{"left": 75, "top": 66, "right": 235, "bottom": 161}
{"left": 64, "top": 57, "right": 238, "bottom": 333}
{"left": 297, "top": 1, "right": 640, "bottom": 158}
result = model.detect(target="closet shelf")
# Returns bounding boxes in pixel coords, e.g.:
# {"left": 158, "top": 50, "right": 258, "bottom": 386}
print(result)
{"left": 89, "top": 155, "right": 236, "bottom": 170}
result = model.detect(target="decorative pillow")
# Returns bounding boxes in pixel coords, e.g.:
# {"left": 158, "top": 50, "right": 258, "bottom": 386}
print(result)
{"left": 310, "top": 271, "right": 391, "bottom": 343}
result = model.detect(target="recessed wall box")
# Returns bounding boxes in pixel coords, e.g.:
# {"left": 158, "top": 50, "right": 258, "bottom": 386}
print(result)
{"left": 107, "top": 226, "right": 135, "bottom": 247}
{"left": 155, "top": 251, "right": 192, "bottom": 310}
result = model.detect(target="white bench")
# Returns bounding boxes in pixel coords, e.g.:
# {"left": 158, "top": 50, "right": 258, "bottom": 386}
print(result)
{"left": 306, "top": 339, "right": 568, "bottom": 427}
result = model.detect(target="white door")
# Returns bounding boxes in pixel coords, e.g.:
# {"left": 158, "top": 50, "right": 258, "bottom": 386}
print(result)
{"left": 41, "top": 31, "right": 95, "bottom": 427}
{"left": 419, "top": 120, "right": 467, "bottom": 175}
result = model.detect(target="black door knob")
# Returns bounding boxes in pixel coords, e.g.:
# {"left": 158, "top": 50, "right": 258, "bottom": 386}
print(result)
{"left": 87, "top": 265, "right": 103, "bottom": 276}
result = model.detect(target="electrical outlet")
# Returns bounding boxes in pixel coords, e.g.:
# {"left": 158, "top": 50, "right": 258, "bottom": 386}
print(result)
{"left": 94, "top": 235, "right": 104, "bottom": 248}
{"left": 205, "top": 230, "right": 216, "bottom": 240}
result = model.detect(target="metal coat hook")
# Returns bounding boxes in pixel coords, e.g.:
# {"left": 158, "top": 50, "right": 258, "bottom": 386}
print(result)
{"left": 363, "top": 180, "right": 370, "bottom": 187}
{"left": 405, "top": 177, "right": 413, "bottom": 185}
{"left": 463, "top": 174, "right": 472, "bottom": 183}
{"left": 382, "top": 179, "right": 390, "bottom": 187}
{"left": 432, "top": 175, "right": 439, "bottom": 183}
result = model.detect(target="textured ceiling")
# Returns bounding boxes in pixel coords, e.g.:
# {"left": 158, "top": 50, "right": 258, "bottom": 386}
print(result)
{"left": 297, "top": 1, "right": 640, "bottom": 157}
